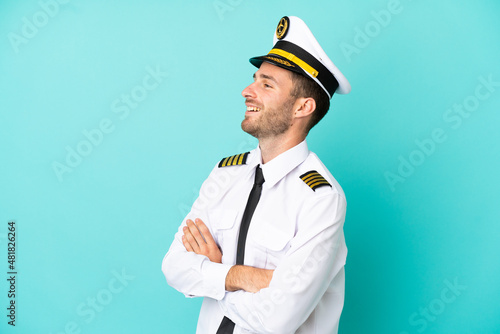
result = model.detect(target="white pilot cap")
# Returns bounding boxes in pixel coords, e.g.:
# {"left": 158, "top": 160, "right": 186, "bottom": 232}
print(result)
{"left": 250, "top": 16, "right": 351, "bottom": 98}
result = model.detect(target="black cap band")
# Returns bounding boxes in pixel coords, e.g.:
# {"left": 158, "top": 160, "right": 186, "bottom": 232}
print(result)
{"left": 250, "top": 40, "right": 339, "bottom": 97}
{"left": 271, "top": 41, "right": 339, "bottom": 97}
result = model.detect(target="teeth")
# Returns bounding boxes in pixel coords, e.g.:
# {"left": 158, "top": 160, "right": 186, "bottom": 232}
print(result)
{"left": 246, "top": 106, "right": 261, "bottom": 112}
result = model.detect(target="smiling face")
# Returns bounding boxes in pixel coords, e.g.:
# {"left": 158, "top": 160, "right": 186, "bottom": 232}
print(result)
{"left": 241, "top": 62, "right": 298, "bottom": 139}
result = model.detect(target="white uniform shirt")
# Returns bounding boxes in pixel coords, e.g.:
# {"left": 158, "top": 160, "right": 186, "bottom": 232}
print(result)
{"left": 162, "top": 140, "right": 347, "bottom": 333}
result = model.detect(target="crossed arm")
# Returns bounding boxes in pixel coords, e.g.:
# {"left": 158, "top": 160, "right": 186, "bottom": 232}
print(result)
{"left": 165, "top": 193, "right": 346, "bottom": 333}
{"left": 182, "top": 218, "right": 274, "bottom": 293}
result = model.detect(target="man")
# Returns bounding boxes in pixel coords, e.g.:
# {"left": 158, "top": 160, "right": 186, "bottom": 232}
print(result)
{"left": 163, "top": 16, "right": 351, "bottom": 333}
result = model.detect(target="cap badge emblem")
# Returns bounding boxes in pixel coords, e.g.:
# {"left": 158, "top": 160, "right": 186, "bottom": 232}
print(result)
{"left": 276, "top": 16, "right": 290, "bottom": 40}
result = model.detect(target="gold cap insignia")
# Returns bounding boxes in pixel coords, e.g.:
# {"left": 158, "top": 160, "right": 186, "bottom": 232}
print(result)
{"left": 300, "top": 170, "right": 332, "bottom": 191}
{"left": 276, "top": 16, "right": 290, "bottom": 40}
{"left": 264, "top": 56, "right": 294, "bottom": 67}
{"left": 218, "top": 152, "right": 250, "bottom": 168}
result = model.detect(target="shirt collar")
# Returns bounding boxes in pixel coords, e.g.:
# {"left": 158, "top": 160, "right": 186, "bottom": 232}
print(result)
{"left": 247, "top": 140, "right": 309, "bottom": 188}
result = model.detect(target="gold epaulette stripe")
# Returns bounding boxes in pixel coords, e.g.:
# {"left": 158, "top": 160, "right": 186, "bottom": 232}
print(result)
{"left": 218, "top": 152, "right": 250, "bottom": 168}
{"left": 237, "top": 153, "right": 245, "bottom": 165}
{"left": 299, "top": 170, "right": 331, "bottom": 191}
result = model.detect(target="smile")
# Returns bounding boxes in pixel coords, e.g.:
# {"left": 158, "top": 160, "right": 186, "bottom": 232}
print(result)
{"left": 246, "top": 106, "right": 261, "bottom": 112}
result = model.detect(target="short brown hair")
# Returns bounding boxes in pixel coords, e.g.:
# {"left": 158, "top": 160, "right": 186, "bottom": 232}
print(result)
{"left": 289, "top": 71, "right": 331, "bottom": 132}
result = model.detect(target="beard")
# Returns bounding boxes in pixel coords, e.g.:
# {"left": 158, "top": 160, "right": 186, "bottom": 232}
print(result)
{"left": 241, "top": 97, "right": 295, "bottom": 139}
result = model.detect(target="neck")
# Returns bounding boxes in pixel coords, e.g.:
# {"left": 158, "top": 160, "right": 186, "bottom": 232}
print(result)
{"left": 258, "top": 132, "right": 306, "bottom": 164}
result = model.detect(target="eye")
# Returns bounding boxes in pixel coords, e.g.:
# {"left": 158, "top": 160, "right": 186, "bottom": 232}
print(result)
{"left": 264, "top": 83, "right": 272, "bottom": 88}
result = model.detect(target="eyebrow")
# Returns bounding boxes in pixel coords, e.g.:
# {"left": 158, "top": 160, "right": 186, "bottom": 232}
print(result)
{"left": 253, "top": 72, "right": 279, "bottom": 84}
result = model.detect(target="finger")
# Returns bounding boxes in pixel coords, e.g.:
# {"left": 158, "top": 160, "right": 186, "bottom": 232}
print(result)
{"left": 183, "top": 224, "right": 200, "bottom": 253}
{"left": 182, "top": 234, "right": 194, "bottom": 252}
{"left": 195, "top": 218, "right": 216, "bottom": 245}
{"left": 187, "top": 219, "right": 207, "bottom": 245}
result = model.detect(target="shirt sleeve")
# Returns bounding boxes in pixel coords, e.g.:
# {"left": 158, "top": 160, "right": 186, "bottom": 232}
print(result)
{"left": 217, "top": 192, "right": 347, "bottom": 333}
{"left": 161, "top": 165, "right": 233, "bottom": 300}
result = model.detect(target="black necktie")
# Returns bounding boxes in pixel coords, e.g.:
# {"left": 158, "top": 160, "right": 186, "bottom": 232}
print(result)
{"left": 216, "top": 165, "right": 265, "bottom": 334}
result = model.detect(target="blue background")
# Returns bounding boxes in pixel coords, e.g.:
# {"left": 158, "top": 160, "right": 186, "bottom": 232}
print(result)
{"left": 1, "top": 0, "right": 499, "bottom": 333}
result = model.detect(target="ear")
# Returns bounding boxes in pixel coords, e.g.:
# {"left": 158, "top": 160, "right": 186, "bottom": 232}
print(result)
{"left": 293, "top": 97, "right": 316, "bottom": 119}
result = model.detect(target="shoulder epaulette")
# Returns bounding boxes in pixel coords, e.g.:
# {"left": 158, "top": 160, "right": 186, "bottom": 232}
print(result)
{"left": 218, "top": 152, "right": 250, "bottom": 168}
{"left": 300, "top": 170, "right": 332, "bottom": 191}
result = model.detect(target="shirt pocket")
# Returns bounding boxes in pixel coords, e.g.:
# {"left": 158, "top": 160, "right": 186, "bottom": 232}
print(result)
{"left": 248, "top": 221, "right": 295, "bottom": 269}
{"left": 209, "top": 208, "right": 239, "bottom": 264}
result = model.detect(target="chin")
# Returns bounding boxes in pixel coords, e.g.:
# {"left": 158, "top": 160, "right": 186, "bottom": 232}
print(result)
{"left": 241, "top": 121, "right": 259, "bottom": 138}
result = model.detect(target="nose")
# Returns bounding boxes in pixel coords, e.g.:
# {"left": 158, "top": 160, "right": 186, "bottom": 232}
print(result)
{"left": 241, "top": 82, "right": 256, "bottom": 98}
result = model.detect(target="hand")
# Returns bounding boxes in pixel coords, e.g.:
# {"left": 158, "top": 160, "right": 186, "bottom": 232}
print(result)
{"left": 182, "top": 218, "right": 222, "bottom": 263}
{"left": 225, "top": 265, "right": 274, "bottom": 293}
